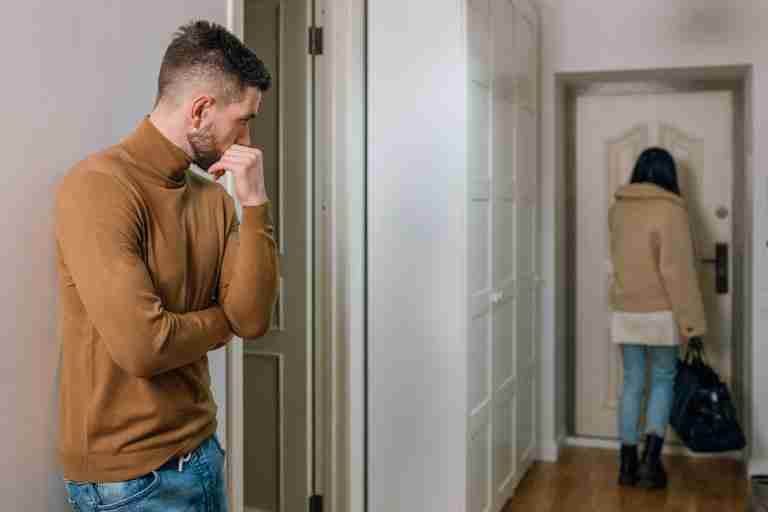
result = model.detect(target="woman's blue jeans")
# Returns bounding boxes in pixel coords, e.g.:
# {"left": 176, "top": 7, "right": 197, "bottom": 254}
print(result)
{"left": 620, "top": 344, "right": 679, "bottom": 445}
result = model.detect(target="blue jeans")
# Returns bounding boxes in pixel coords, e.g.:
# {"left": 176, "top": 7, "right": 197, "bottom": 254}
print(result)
{"left": 64, "top": 435, "right": 227, "bottom": 512}
{"left": 620, "top": 344, "right": 679, "bottom": 445}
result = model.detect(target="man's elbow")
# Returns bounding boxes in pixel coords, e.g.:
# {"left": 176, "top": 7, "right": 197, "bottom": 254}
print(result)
{"left": 223, "top": 294, "right": 277, "bottom": 339}
{"left": 230, "top": 316, "right": 272, "bottom": 339}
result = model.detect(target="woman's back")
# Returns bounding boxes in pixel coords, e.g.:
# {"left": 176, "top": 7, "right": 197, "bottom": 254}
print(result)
{"left": 609, "top": 182, "right": 707, "bottom": 338}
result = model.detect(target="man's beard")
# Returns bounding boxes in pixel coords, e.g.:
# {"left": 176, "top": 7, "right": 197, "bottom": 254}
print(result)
{"left": 188, "top": 127, "right": 222, "bottom": 171}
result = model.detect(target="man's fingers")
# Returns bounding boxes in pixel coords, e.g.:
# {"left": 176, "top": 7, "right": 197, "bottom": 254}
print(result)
{"left": 226, "top": 145, "right": 264, "bottom": 160}
{"left": 207, "top": 161, "right": 229, "bottom": 180}
{"left": 208, "top": 156, "right": 249, "bottom": 180}
{"left": 208, "top": 145, "right": 265, "bottom": 182}
{"left": 228, "top": 143, "right": 261, "bottom": 152}
{"left": 219, "top": 153, "right": 251, "bottom": 163}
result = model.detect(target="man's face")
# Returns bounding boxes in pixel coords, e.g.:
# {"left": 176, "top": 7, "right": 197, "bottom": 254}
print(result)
{"left": 188, "top": 87, "right": 262, "bottom": 170}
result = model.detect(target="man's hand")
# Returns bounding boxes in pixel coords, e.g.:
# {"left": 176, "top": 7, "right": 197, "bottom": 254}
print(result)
{"left": 208, "top": 144, "right": 269, "bottom": 207}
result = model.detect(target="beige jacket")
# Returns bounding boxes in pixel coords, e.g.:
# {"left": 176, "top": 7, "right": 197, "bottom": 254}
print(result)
{"left": 609, "top": 183, "right": 707, "bottom": 339}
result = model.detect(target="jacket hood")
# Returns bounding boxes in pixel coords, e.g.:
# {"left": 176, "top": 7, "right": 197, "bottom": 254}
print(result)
{"left": 614, "top": 183, "right": 685, "bottom": 207}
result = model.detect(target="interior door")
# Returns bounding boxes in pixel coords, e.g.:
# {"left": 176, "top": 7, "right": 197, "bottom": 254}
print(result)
{"left": 574, "top": 91, "right": 734, "bottom": 440}
{"left": 241, "top": 1, "right": 313, "bottom": 511}
{"left": 467, "top": 0, "right": 539, "bottom": 510}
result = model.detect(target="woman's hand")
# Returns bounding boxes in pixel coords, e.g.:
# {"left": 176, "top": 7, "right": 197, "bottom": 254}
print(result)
{"left": 686, "top": 336, "right": 703, "bottom": 351}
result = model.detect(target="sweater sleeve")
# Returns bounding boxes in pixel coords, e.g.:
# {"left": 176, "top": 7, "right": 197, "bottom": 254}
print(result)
{"left": 55, "top": 171, "right": 232, "bottom": 378}
{"left": 658, "top": 206, "right": 708, "bottom": 338}
{"left": 218, "top": 202, "right": 279, "bottom": 339}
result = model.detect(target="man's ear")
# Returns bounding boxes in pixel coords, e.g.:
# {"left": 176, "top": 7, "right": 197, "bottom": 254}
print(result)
{"left": 189, "top": 95, "right": 216, "bottom": 130}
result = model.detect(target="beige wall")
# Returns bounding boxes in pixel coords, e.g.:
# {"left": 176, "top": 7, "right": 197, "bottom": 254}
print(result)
{"left": 1, "top": 2, "right": 227, "bottom": 509}
{"left": 537, "top": 0, "right": 766, "bottom": 470}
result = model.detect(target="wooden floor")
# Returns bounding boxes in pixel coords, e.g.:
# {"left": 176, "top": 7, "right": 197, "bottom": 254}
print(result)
{"left": 504, "top": 447, "right": 747, "bottom": 511}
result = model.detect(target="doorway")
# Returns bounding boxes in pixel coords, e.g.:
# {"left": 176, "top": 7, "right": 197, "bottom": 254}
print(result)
{"left": 561, "top": 69, "right": 751, "bottom": 453}
{"left": 234, "top": 1, "right": 318, "bottom": 511}
{"left": 223, "top": 1, "right": 367, "bottom": 511}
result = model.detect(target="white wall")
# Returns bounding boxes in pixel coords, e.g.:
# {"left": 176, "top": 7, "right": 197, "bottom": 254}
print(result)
{"left": 537, "top": 0, "right": 767, "bottom": 471}
{"left": 367, "top": 1, "right": 468, "bottom": 510}
{"left": 1, "top": 3, "right": 227, "bottom": 510}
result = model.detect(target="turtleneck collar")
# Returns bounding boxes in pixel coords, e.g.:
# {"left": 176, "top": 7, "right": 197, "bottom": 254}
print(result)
{"left": 121, "top": 117, "right": 192, "bottom": 187}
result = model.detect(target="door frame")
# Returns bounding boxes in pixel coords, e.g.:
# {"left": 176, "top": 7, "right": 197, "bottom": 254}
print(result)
{"left": 553, "top": 67, "right": 752, "bottom": 458}
{"left": 225, "top": 0, "right": 367, "bottom": 511}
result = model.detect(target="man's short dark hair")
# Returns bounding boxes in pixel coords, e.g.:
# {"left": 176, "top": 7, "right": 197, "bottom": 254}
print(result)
{"left": 156, "top": 20, "right": 271, "bottom": 106}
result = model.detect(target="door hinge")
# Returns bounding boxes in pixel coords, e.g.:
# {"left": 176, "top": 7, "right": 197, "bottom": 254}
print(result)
{"left": 308, "top": 26, "right": 324, "bottom": 55}
{"left": 309, "top": 494, "right": 323, "bottom": 512}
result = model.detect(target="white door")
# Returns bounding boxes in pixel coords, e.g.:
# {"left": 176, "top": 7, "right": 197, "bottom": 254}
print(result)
{"left": 574, "top": 91, "right": 734, "bottom": 439}
{"left": 236, "top": 1, "right": 313, "bottom": 511}
{"left": 467, "top": 0, "right": 539, "bottom": 510}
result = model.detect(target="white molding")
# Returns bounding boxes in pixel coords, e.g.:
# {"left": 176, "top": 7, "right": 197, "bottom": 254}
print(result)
{"left": 536, "top": 433, "right": 564, "bottom": 462}
{"left": 313, "top": 0, "right": 367, "bottom": 510}
{"left": 749, "top": 457, "right": 768, "bottom": 477}
{"left": 565, "top": 436, "right": 744, "bottom": 460}
{"left": 224, "top": 2, "right": 246, "bottom": 510}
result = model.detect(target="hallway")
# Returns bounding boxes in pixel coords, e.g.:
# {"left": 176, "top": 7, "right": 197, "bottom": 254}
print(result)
{"left": 504, "top": 447, "right": 747, "bottom": 511}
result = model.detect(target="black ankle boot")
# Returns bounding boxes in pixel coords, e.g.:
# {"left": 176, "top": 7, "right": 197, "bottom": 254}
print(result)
{"left": 637, "top": 434, "right": 667, "bottom": 490}
{"left": 618, "top": 444, "right": 639, "bottom": 486}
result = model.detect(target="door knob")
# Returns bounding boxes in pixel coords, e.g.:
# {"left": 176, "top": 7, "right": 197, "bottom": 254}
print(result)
{"left": 700, "top": 242, "right": 728, "bottom": 294}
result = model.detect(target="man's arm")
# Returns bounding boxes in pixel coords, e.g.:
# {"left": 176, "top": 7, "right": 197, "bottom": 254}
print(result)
{"left": 209, "top": 142, "right": 279, "bottom": 339}
{"left": 56, "top": 171, "right": 232, "bottom": 378}
{"left": 217, "top": 202, "right": 279, "bottom": 338}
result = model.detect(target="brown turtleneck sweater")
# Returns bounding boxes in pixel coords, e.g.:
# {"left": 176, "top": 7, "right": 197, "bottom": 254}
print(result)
{"left": 55, "top": 118, "right": 278, "bottom": 482}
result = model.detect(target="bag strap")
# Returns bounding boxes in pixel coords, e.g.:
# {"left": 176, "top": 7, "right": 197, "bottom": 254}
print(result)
{"left": 684, "top": 337, "right": 706, "bottom": 365}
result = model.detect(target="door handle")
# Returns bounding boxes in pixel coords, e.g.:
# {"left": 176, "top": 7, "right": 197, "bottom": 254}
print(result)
{"left": 701, "top": 242, "right": 728, "bottom": 294}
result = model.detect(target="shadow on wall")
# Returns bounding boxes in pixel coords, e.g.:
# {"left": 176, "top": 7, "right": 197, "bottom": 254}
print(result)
{"left": 672, "top": 2, "right": 757, "bottom": 45}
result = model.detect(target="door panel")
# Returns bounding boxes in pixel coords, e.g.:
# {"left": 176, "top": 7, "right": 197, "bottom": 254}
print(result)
{"left": 469, "top": 424, "right": 491, "bottom": 512}
{"left": 575, "top": 91, "right": 734, "bottom": 439}
{"left": 466, "top": 0, "right": 540, "bottom": 510}
{"left": 489, "top": 0, "right": 517, "bottom": 506}
{"left": 492, "top": 392, "right": 516, "bottom": 494}
{"left": 512, "top": 14, "right": 539, "bottom": 469}
{"left": 243, "top": 1, "right": 311, "bottom": 511}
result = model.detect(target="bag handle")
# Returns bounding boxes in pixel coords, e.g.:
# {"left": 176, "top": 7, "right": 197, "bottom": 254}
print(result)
{"left": 684, "top": 336, "right": 707, "bottom": 365}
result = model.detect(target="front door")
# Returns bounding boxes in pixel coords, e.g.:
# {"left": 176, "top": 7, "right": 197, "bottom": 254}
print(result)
{"left": 574, "top": 90, "right": 734, "bottom": 440}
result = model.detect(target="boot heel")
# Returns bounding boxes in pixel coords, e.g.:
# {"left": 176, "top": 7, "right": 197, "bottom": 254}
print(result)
{"left": 637, "top": 434, "right": 668, "bottom": 490}
{"left": 618, "top": 444, "right": 639, "bottom": 487}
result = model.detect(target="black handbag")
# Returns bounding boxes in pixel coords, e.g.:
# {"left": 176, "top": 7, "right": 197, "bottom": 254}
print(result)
{"left": 670, "top": 338, "right": 746, "bottom": 452}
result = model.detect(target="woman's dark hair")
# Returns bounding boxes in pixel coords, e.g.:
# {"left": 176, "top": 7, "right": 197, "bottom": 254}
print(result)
{"left": 629, "top": 147, "right": 681, "bottom": 196}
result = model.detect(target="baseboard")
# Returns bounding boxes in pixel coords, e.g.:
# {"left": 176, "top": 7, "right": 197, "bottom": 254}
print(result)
{"left": 748, "top": 457, "right": 768, "bottom": 477}
{"left": 565, "top": 436, "right": 744, "bottom": 460}
{"left": 537, "top": 433, "right": 566, "bottom": 462}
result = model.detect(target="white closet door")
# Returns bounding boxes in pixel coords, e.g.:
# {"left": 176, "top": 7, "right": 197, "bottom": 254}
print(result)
{"left": 467, "top": 0, "right": 494, "bottom": 510}
{"left": 467, "top": 1, "right": 539, "bottom": 511}
{"left": 511, "top": 1, "right": 539, "bottom": 484}
{"left": 489, "top": 0, "right": 518, "bottom": 508}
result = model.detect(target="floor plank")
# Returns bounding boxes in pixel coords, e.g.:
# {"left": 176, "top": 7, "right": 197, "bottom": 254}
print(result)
{"left": 504, "top": 447, "right": 747, "bottom": 511}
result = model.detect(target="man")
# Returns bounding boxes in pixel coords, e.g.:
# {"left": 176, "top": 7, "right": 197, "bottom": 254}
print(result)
{"left": 55, "top": 20, "right": 278, "bottom": 511}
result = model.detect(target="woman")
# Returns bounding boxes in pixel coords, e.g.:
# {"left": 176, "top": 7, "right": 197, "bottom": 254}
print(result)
{"left": 609, "top": 147, "right": 707, "bottom": 490}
